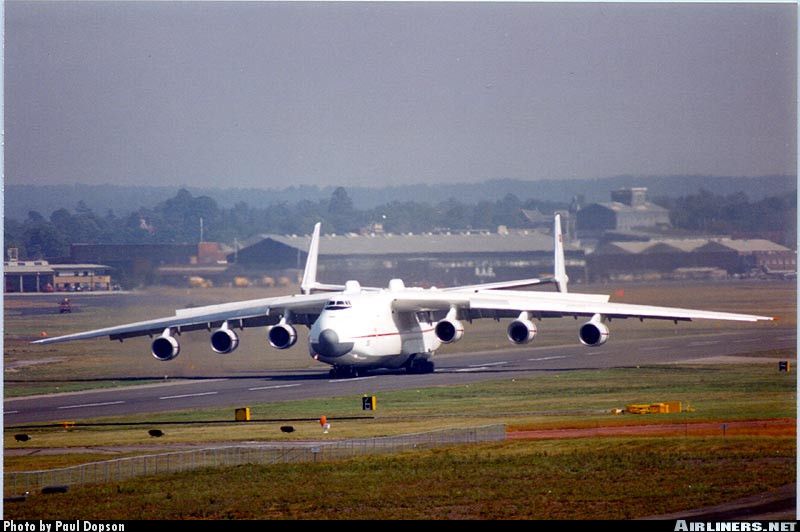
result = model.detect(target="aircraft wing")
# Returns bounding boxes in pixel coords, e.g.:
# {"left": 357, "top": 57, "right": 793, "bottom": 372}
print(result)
{"left": 391, "top": 290, "right": 773, "bottom": 322}
{"left": 441, "top": 277, "right": 556, "bottom": 292}
{"left": 32, "top": 292, "right": 333, "bottom": 344}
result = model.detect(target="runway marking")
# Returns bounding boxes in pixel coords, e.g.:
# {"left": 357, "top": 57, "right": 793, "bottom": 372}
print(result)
{"left": 468, "top": 361, "right": 508, "bottom": 368}
{"left": 328, "top": 376, "right": 376, "bottom": 383}
{"left": 641, "top": 347, "right": 670, "bottom": 352}
{"left": 776, "top": 336, "right": 796, "bottom": 341}
{"left": 58, "top": 401, "right": 125, "bottom": 410}
{"left": 688, "top": 341, "right": 720, "bottom": 347}
{"left": 248, "top": 384, "right": 302, "bottom": 391}
{"left": 528, "top": 355, "right": 568, "bottom": 362}
{"left": 455, "top": 367, "right": 489, "bottom": 372}
{"left": 5, "top": 410, "right": 19, "bottom": 415}
{"left": 159, "top": 391, "right": 218, "bottom": 400}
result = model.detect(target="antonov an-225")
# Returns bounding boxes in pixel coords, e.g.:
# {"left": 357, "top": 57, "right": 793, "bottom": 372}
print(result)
{"left": 34, "top": 216, "right": 773, "bottom": 378}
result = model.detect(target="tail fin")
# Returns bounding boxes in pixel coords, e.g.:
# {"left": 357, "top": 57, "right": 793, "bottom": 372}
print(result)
{"left": 300, "top": 222, "right": 321, "bottom": 295}
{"left": 553, "top": 214, "right": 569, "bottom": 293}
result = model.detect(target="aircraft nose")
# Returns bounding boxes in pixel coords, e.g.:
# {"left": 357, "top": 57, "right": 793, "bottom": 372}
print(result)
{"left": 312, "top": 329, "right": 354, "bottom": 358}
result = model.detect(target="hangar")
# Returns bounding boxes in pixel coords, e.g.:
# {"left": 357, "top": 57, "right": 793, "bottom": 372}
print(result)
{"left": 588, "top": 238, "right": 795, "bottom": 281}
{"left": 228, "top": 229, "right": 587, "bottom": 287}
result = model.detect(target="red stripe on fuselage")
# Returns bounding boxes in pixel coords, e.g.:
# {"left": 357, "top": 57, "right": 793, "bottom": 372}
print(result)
{"left": 352, "top": 328, "right": 435, "bottom": 339}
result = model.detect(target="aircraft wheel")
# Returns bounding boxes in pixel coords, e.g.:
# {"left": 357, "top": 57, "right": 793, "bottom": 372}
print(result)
{"left": 330, "top": 366, "right": 363, "bottom": 379}
{"left": 406, "top": 357, "right": 433, "bottom": 374}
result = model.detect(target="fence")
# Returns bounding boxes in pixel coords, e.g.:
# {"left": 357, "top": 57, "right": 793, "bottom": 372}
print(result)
{"left": 5, "top": 424, "right": 505, "bottom": 495}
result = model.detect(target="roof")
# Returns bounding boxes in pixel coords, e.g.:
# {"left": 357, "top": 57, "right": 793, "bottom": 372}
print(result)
{"left": 243, "top": 230, "right": 570, "bottom": 256}
{"left": 4, "top": 262, "right": 55, "bottom": 274}
{"left": 591, "top": 201, "right": 669, "bottom": 214}
{"left": 51, "top": 264, "right": 112, "bottom": 271}
{"left": 520, "top": 209, "right": 550, "bottom": 224}
{"left": 705, "top": 239, "right": 791, "bottom": 253}
{"left": 596, "top": 238, "right": 791, "bottom": 255}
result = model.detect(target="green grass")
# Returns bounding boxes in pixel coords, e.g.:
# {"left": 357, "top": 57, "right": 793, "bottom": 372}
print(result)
{"left": 5, "top": 436, "right": 794, "bottom": 520}
{"left": 5, "top": 363, "right": 795, "bottom": 468}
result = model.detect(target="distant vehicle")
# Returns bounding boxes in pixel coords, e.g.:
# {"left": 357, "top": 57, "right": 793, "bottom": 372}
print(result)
{"left": 188, "top": 276, "right": 213, "bottom": 289}
{"left": 233, "top": 276, "right": 251, "bottom": 288}
{"left": 58, "top": 298, "right": 72, "bottom": 314}
{"left": 34, "top": 216, "right": 773, "bottom": 379}
{"left": 759, "top": 265, "right": 797, "bottom": 280}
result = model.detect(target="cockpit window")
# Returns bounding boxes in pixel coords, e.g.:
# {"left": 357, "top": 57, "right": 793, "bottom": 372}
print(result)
{"left": 324, "top": 300, "right": 351, "bottom": 310}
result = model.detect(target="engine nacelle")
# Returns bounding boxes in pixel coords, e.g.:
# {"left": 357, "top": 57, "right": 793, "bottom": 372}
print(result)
{"left": 268, "top": 323, "right": 298, "bottom": 350}
{"left": 210, "top": 327, "right": 239, "bottom": 354}
{"left": 507, "top": 319, "right": 537, "bottom": 345}
{"left": 579, "top": 321, "right": 610, "bottom": 346}
{"left": 435, "top": 319, "right": 464, "bottom": 344}
{"left": 151, "top": 334, "right": 180, "bottom": 361}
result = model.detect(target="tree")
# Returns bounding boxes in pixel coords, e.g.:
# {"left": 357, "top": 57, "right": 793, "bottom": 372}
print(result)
{"left": 328, "top": 187, "right": 354, "bottom": 215}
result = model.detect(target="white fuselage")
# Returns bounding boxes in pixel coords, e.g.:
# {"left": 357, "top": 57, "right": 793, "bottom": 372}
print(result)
{"left": 308, "top": 292, "right": 441, "bottom": 369}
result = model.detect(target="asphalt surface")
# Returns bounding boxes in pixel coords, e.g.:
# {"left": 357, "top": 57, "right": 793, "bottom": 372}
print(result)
{"left": 645, "top": 483, "right": 797, "bottom": 521}
{"left": 5, "top": 326, "right": 796, "bottom": 424}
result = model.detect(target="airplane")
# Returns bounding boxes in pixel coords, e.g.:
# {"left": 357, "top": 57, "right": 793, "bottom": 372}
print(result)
{"left": 759, "top": 265, "right": 797, "bottom": 280}
{"left": 33, "top": 215, "right": 774, "bottom": 378}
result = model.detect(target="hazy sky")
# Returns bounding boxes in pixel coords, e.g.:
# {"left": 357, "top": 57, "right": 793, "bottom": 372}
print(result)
{"left": 5, "top": 2, "right": 796, "bottom": 188}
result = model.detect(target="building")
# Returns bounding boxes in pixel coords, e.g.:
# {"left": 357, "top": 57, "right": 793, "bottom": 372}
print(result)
{"left": 519, "top": 209, "right": 577, "bottom": 242}
{"left": 588, "top": 237, "right": 795, "bottom": 281}
{"left": 4, "top": 260, "right": 112, "bottom": 293}
{"left": 228, "top": 230, "right": 587, "bottom": 287}
{"left": 4, "top": 261, "right": 54, "bottom": 293}
{"left": 69, "top": 242, "right": 229, "bottom": 287}
{"left": 51, "top": 264, "right": 114, "bottom": 291}
{"left": 577, "top": 187, "right": 670, "bottom": 239}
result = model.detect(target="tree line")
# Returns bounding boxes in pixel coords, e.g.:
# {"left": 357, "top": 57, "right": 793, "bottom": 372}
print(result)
{"left": 4, "top": 187, "right": 564, "bottom": 259}
{"left": 4, "top": 187, "right": 795, "bottom": 260}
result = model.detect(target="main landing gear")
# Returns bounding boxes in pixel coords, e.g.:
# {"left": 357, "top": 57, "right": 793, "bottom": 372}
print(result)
{"left": 406, "top": 357, "right": 435, "bottom": 374}
{"left": 329, "top": 366, "right": 365, "bottom": 379}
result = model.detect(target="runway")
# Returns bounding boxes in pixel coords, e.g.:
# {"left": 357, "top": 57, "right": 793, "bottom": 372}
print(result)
{"left": 5, "top": 326, "right": 795, "bottom": 424}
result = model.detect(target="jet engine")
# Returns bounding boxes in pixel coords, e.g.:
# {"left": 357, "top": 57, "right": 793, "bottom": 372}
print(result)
{"left": 268, "top": 323, "right": 297, "bottom": 350}
{"left": 210, "top": 326, "right": 239, "bottom": 354}
{"left": 151, "top": 333, "right": 180, "bottom": 361}
{"left": 435, "top": 319, "right": 464, "bottom": 344}
{"left": 579, "top": 321, "right": 609, "bottom": 346}
{"left": 507, "top": 319, "right": 537, "bottom": 345}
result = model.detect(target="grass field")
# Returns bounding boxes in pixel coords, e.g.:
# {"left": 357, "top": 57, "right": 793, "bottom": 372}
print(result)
{"left": 4, "top": 279, "right": 795, "bottom": 397}
{"left": 5, "top": 436, "right": 794, "bottom": 520}
{"left": 5, "top": 362, "right": 795, "bottom": 466}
